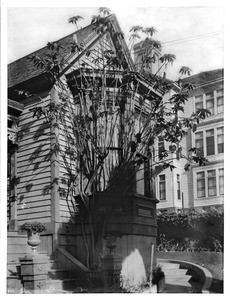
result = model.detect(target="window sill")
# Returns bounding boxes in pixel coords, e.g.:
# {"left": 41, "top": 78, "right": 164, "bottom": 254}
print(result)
{"left": 195, "top": 195, "right": 224, "bottom": 201}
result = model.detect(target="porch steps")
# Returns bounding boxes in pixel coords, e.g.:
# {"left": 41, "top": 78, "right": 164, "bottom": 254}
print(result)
{"left": 7, "top": 230, "right": 85, "bottom": 293}
{"left": 45, "top": 277, "right": 82, "bottom": 293}
{"left": 158, "top": 261, "right": 193, "bottom": 293}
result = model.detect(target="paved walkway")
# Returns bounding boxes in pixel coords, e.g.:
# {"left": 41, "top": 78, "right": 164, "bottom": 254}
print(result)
{"left": 143, "top": 259, "right": 211, "bottom": 293}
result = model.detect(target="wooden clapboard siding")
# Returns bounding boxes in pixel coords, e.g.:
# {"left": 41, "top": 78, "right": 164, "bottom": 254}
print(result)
{"left": 17, "top": 159, "right": 50, "bottom": 172}
{"left": 18, "top": 204, "right": 51, "bottom": 214}
{"left": 19, "top": 109, "right": 50, "bottom": 124}
{"left": 17, "top": 142, "right": 50, "bottom": 156}
{"left": 18, "top": 199, "right": 51, "bottom": 207}
{"left": 17, "top": 169, "right": 51, "bottom": 184}
{"left": 60, "top": 215, "right": 72, "bottom": 223}
{"left": 18, "top": 212, "right": 51, "bottom": 223}
{"left": 59, "top": 197, "right": 74, "bottom": 205}
{"left": 17, "top": 179, "right": 51, "bottom": 192}
{"left": 17, "top": 177, "right": 51, "bottom": 190}
{"left": 16, "top": 93, "right": 52, "bottom": 223}
{"left": 17, "top": 161, "right": 50, "bottom": 176}
{"left": 57, "top": 92, "right": 77, "bottom": 221}
{"left": 18, "top": 128, "right": 51, "bottom": 145}
{"left": 60, "top": 201, "right": 74, "bottom": 211}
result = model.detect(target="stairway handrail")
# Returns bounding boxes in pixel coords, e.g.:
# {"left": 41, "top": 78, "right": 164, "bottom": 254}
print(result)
{"left": 56, "top": 246, "right": 90, "bottom": 273}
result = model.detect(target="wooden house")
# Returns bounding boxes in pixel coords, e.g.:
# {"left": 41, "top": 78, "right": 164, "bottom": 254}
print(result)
{"left": 7, "top": 14, "right": 166, "bottom": 291}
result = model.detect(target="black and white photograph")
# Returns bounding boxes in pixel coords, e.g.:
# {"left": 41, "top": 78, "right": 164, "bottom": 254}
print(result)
{"left": 1, "top": 0, "right": 227, "bottom": 295}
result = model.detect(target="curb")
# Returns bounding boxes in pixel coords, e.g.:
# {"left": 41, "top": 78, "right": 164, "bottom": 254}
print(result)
{"left": 157, "top": 258, "right": 213, "bottom": 293}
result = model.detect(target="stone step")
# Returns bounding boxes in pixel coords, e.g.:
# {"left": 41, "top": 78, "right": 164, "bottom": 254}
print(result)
{"left": 7, "top": 244, "right": 30, "bottom": 253}
{"left": 7, "top": 236, "right": 28, "bottom": 245}
{"left": 164, "top": 283, "right": 192, "bottom": 293}
{"left": 165, "top": 275, "right": 191, "bottom": 283}
{"left": 164, "top": 269, "right": 188, "bottom": 276}
{"left": 7, "top": 258, "right": 56, "bottom": 277}
{"left": 166, "top": 278, "right": 191, "bottom": 287}
{"left": 45, "top": 278, "right": 80, "bottom": 292}
{"left": 163, "top": 267, "right": 187, "bottom": 272}
{"left": 7, "top": 276, "right": 23, "bottom": 294}
{"left": 7, "top": 253, "right": 28, "bottom": 264}
{"left": 159, "top": 263, "right": 181, "bottom": 270}
{"left": 46, "top": 260, "right": 58, "bottom": 270}
{"left": 7, "top": 230, "right": 27, "bottom": 237}
{"left": 7, "top": 261, "right": 20, "bottom": 277}
{"left": 7, "top": 251, "right": 47, "bottom": 262}
{"left": 48, "top": 269, "right": 71, "bottom": 280}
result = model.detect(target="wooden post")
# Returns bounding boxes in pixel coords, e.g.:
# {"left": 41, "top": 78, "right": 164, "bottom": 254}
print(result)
{"left": 182, "top": 192, "right": 184, "bottom": 213}
{"left": 50, "top": 87, "right": 60, "bottom": 224}
{"left": 149, "top": 242, "right": 154, "bottom": 292}
{"left": 8, "top": 140, "right": 18, "bottom": 231}
{"left": 50, "top": 87, "right": 61, "bottom": 253}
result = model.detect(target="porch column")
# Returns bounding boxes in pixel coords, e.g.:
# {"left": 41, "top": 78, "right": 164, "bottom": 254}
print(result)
{"left": 8, "top": 131, "right": 18, "bottom": 230}
{"left": 50, "top": 87, "right": 61, "bottom": 248}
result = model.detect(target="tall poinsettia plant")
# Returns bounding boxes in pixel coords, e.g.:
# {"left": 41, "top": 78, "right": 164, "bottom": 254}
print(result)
{"left": 16, "top": 7, "right": 210, "bottom": 269}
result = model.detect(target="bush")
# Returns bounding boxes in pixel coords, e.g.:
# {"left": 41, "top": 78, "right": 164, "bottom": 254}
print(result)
{"left": 20, "top": 222, "right": 47, "bottom": 234}
{"left": 157, "top": 208, "right": 224, "bottom": 252}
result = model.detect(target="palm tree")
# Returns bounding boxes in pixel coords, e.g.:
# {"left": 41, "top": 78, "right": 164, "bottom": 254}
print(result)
{"left": 68, "top": 15, "right": 83, "bottom": 29}
{"left": 143, "top": 26, "right": 157, "bottom": 37}
{"left": 98, "top": 7, "right": 111, "bottom": 17}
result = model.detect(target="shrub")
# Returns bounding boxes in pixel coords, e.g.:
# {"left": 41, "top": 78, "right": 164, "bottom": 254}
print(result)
{"left": 20, "top": 222, "right": 47, "bottom": 234}
{"left": 157, "top": 208, "right": 223, "bottom": 252}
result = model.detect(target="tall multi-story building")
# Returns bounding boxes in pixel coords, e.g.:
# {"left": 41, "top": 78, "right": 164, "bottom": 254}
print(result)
{"left": 133, "top": 42, "right": 224, "bottom": 212}
{"left": 156, "top": 69, "right": 224, "bottom": 213}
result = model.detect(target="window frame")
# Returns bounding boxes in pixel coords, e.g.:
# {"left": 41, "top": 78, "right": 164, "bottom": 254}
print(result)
{"left": 206, "top": 129, "right": 215, "bottom": 156}
{"left": 158, "top": 136, "right": 165, "bottom": 155}
{"left": 194, "top": 167, "right": 224, "bottom": 199}
{"left": 205, "top": 92, "right": 215, "bottom": 116}
{"left": 177, "top": 174, "right": 181, "bottom": 200}
{"left": 219, "top": 168, "right": 224, "bottom": 195}
{"left": 195, "top": 131, "right": 204, "bottom": 156}
{"left": 217, "top": 127, "right": 224, "bottom": 154}
{"left": 217, "top": 89, "right": 224, "bottom": 114}
{"left": 194, "top": 89, "right": 224, "bottom": 117}
{"left": 197, "top": 171, "right": 206, "bottom": 198}
{"left": 159, "top": 174, "right": 166, "bottom": 200}
{"left": 207, "top": 170, "right": 217, "bottom": 197}
{"left": 193, "top": 126, "right": 224, "bottom": 157}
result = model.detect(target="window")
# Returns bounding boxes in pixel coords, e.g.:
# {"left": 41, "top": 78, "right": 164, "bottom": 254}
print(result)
{"left": 195, "top": 132, "right": 204, "bottom": 156}
{"left": 206, "top": 129, "right": 215, "bottom": 156}
{"left": 158, "top": 137, "right": 165, "bottom": 154}
{"left": 206, "top": 92, "right": 214, "bottom": 115}
{"left": 217, "top": 127, "right": 224, "bottom": 154}
{"left": 194, "top": 89, "right": 224, "bottom": 117}
{"left": 219, "top": 168, "right": 224, "bottom": 195}
{"left": 197, "top": 172, "right": 205, "bottom": 198}
{"left": 196, "top": 168, "right": 224, "bottom": 199}
{"left": 193, "top": 127, "right": 224, "bottom": 157}
{"left": 177, "top": 174, "right": 181, "bottom": 200}
{"left": 159, "top": 175, "right": 166, "bottom": 200}
{"left": 195, "top": 95, "right": 203, "bottom": 110}
{"left": 217, "top": 89, "right": 224, "bottom": 114}
{"left": 207, "top": 170, "right": 217, "bottom": 196}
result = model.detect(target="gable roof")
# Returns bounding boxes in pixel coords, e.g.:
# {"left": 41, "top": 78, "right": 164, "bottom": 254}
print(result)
{"left": 8, "top": 22, "right": 96, "bottom": 88}
{"left": 8, "top": 14, "right": 134, "bottom": 89}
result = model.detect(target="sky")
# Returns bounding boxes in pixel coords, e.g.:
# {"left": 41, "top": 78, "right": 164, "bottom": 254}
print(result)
{"left": 6, "top": 3, "right": 224, "bottom": 80}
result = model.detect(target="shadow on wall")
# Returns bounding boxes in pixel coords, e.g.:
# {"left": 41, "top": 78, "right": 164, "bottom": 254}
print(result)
{"left": 120, "top": 248, "right": 146, "bottom": 288}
